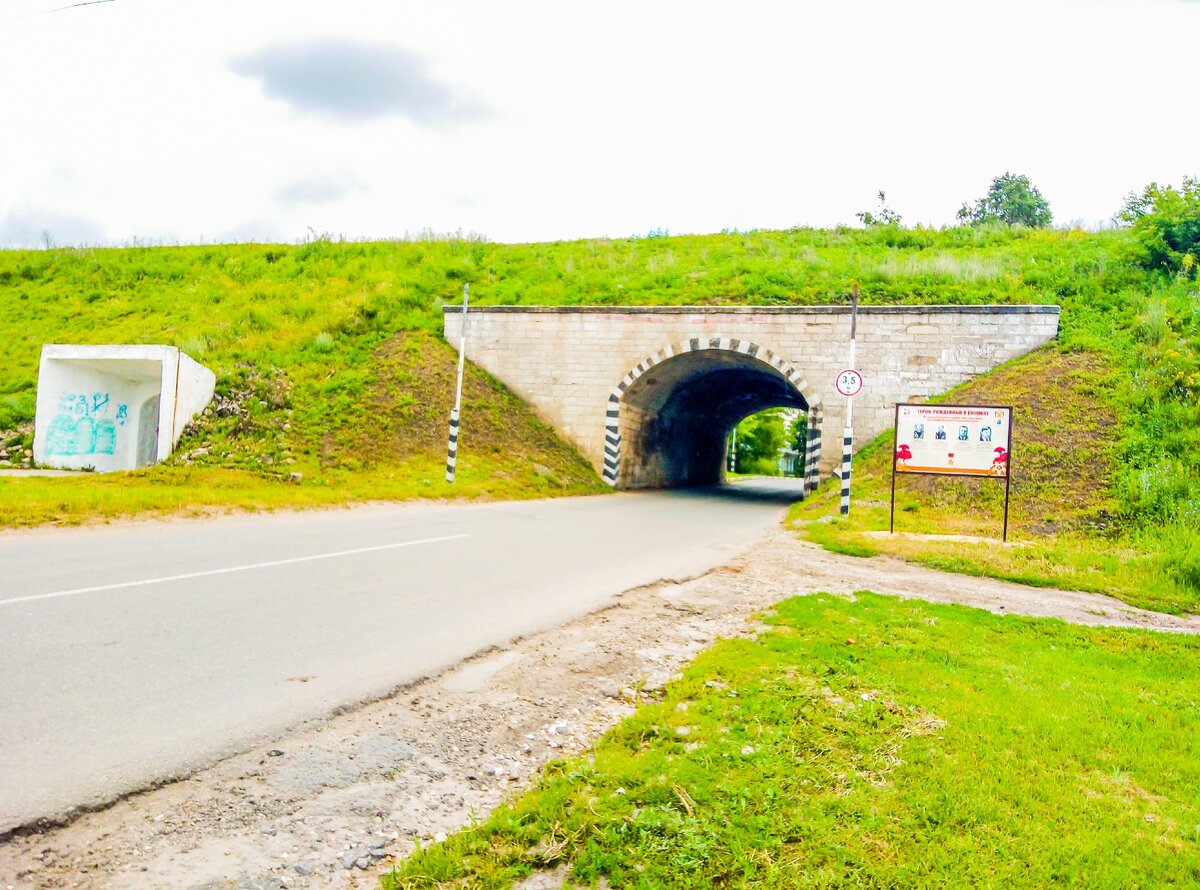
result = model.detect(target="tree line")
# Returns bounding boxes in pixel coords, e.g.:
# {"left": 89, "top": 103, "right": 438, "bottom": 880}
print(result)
{"left": 858, "top": 173, "right": 1199, "bottom": 280}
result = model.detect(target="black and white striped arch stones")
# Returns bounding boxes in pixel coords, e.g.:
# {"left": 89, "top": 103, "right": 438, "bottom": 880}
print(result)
{"left": 604, "top": 337, "right": 823, "bottom": 492}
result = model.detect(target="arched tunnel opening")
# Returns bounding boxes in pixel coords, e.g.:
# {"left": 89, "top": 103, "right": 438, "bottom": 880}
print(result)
{"left": 609, "top": 344, "right": 817, "bottom": 490}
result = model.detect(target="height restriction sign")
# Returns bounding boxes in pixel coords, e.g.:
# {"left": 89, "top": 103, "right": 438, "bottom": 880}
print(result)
{"left": 835, "top": 369, "right": 863, "bottom": 397}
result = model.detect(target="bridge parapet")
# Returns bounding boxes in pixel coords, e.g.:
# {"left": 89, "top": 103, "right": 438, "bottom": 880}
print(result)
{"left": 443, "top": 305, "right": 1060, "bottom": 489}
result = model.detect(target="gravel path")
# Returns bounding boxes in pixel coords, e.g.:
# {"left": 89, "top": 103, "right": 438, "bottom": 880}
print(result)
{"left": 3, "top": 529, "right": 1196, "bottom": 890}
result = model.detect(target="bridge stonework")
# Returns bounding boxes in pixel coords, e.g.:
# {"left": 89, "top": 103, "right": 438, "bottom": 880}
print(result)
{"left": 444, "top": 305, "right": 1059, "bottom": 490}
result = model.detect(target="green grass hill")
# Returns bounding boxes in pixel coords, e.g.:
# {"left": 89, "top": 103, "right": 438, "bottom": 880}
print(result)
{"left": 1, "top": 225, "right": 1198, "bottom": 609}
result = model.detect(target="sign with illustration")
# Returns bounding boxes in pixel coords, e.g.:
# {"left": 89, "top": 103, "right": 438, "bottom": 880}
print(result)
{"left": 893, "top": 404, "right": 1011, "bottom": 478}
{"left": 891, "top": 402, "right": 1015, "bottom": 541}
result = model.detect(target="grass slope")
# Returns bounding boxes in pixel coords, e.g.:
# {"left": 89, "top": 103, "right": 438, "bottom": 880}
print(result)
{"left": 0, "top": 226, "right": 1197, "bottom": 601}
{"left": 0, "top": 226, "right": 1140, "bottom": 432}
{"left": 794, "top": 341, "right": 1200, "bottom": 614}
{"left": 386, "top": 593, "right": 1200, "bottom": 888}
{"left": 0, "top": 330, "right": 602, "bottom": 527}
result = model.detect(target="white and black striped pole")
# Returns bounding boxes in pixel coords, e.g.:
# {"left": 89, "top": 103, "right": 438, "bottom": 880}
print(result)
{"left": 839, "top": 285, "right": 861, "bottom": 515}
{"left": 445, "top": 282, "right": 469, "bottom": 483}
{"left": 804, "top": 406, "right": 822, "bottom": 497}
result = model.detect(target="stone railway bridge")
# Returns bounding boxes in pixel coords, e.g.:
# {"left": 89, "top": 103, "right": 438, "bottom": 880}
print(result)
{"left": 443, "top": 305, "right": 1060, "bottom": 492}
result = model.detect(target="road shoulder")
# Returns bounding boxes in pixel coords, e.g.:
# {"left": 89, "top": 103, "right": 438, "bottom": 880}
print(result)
{"left": 3, "top": 528, "right": 1195, "bottom": 889}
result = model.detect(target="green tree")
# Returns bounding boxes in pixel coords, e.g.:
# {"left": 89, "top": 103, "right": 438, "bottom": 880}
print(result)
{"left": 957, "top": 172, "right": 1053, "bottom": 228}
{"left": 788, "top": 411, "right": 808, "bottom": 452}
{"left": 732, "top": 409, "right": 787, "bottom": 475}
{"left": 787, "top": 410, "right": 808, "bottom": 478}
{"left": 1119, "top": 178, "right": 1200, "bottom": 278}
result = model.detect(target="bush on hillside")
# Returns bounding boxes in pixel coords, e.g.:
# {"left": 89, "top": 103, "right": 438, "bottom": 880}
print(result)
{"left": 1120, "top": 177, "right": 1200, "bottom": 278}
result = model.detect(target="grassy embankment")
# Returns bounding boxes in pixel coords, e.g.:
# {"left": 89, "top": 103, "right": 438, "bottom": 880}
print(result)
{"left": 385, "top": 592, "right": 1200, "bottom": 888}
{"left": 789, "top": 265, "right": 1200, "bottom": 614}
{"left": 0, "top": 329, "right": 603, "bottom": 525}
{"left": 1, "top": 226, "right": 1198, "bottom": 612}
{"left": 791, "top": 344, "right": 1200, "bottom": 614}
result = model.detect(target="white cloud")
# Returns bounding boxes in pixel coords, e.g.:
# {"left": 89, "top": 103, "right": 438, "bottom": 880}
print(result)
{"left": 0, "top": 205, "right": 104, "bottom": 249}
{"left": 0, "top": 0, "right": 1197, "bottom": 248}
{"left": 275, "top": 176, "right": 360, "bottom": 209}
{"left": 230, "top": 40, "right": 486, "bottom": 125}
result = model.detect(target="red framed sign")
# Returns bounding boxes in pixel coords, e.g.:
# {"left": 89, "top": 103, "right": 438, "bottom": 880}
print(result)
{"left": 835, "top": 369, "right": 863, "bottom": 397}
{"left": 891, "top": 403, "right": 1015, "bottom": 540}
{"left": 894, "top": 404, "right": 1011, "bottom": 477}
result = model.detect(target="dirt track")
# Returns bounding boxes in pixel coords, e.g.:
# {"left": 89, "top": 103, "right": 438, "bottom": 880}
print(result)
{"left": 3, "top": 528, "right": 1196, "bottom": 890}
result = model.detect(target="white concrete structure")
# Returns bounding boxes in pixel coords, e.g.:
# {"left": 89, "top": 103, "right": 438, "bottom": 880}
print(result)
{"left": 444, "top": 305, "right": 1061, "bottom": 489}
{"left": 33, "top": 345, "right": 216, "bottom": 472}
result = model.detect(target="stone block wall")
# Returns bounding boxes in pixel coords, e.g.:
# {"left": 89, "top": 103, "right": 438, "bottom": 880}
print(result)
{"left": 444, "top": 306, "right": 1060, "bottom": 483}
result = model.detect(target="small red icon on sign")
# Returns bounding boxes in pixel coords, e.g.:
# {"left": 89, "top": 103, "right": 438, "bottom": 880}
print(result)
{"left": 992, "top": 446, "right": 1009, "bottom": 475}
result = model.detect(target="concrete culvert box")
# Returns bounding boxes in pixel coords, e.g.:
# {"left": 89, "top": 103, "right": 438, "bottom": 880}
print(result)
{"left": 32, "top": 345, "right": 216, "bottom": 472}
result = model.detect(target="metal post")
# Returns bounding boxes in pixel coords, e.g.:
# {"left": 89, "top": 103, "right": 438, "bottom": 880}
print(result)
{"left": 890, "top": 405, "right": 899, "bottom": 534}
{"left": 445, "top": 283, "right": 469, "bottom": 483}
{"left": 840, "top": 284, "right": 859, "bottom": 515}
{"left": 1002, "top": 431, "right": 1013, "bottom": 543}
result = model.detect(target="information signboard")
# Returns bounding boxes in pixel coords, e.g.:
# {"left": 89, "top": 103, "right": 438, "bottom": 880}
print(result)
{"left": 894, "top": 404, "right": 1011, "bottom": 477}
{"left": 891, "top": 403, "right": 1015, "bottom": 540}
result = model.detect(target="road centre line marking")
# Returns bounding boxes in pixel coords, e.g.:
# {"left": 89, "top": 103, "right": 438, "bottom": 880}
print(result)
{"left": 1, "top": 534, "right": 470, "bottom": 607}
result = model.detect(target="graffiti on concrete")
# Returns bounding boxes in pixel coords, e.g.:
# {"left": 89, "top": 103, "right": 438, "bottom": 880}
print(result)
{"left": 45, "top": 391, "right": 130, "bottom": 457}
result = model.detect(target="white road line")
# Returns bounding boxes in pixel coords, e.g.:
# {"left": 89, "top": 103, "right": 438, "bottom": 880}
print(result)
{"left": 0, "top": 534, "right": 469, "bottom": 607}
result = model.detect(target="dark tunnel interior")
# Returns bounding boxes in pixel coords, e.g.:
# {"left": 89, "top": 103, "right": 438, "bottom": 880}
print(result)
{"left": 618, "top": 350, "right": 808, "bottom": 489}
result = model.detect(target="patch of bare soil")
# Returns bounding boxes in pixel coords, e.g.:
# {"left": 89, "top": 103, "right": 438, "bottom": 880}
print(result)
{"left": 891, "top": 348, "right": 1120, "bottom": 532}
{"left": 2, "top": 530, "right": 1196, "bottom": 890}
{"left": 349, "top": 332, "right": 596, "bottom": 486}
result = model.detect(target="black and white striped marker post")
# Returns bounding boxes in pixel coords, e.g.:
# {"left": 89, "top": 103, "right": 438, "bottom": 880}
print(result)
{"left": 838, "top": 285, "right": 861, "bottom": 516}
{"left": 602, "top": 390, "right": 621, "bottom": 486}
{"left": 805, "top": 408, "right": 822, "bottom": 497}
{"left": 840, "top": 427, "right": 853, "bottom": 514}
{"left": 446, "top": 283, "right": 469, "bottom": 483}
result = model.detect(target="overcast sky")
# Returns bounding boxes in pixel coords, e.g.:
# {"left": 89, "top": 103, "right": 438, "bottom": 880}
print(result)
{"left": 1, "top": 0, "right": 1197, "bottom": 248}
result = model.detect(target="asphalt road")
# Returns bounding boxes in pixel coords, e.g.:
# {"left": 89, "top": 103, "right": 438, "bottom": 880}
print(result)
{"left": 0, "top": 481, "right": 802, "bottom": 832}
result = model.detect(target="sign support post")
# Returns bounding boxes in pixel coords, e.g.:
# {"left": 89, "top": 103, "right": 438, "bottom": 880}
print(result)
{"left": 445, "top": 282, "right": 469, "bottom": 483}
{"left": 889, "top": 441, "right": 898, "bottom": 534}
{"left": 839, "top": 284, "right": 860, "bottom": 515}
{"left": 1002, "top": 452, "right": 1013, "bottom": 542}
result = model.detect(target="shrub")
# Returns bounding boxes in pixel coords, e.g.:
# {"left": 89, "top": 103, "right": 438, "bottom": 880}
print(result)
{"left": 1120, "top": 177, "right": 1200, "bottom": 278}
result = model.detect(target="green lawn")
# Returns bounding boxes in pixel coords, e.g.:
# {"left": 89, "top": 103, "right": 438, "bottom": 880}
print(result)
{"left": 386, "top": 593, "right": 1200, "bottom": 888}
